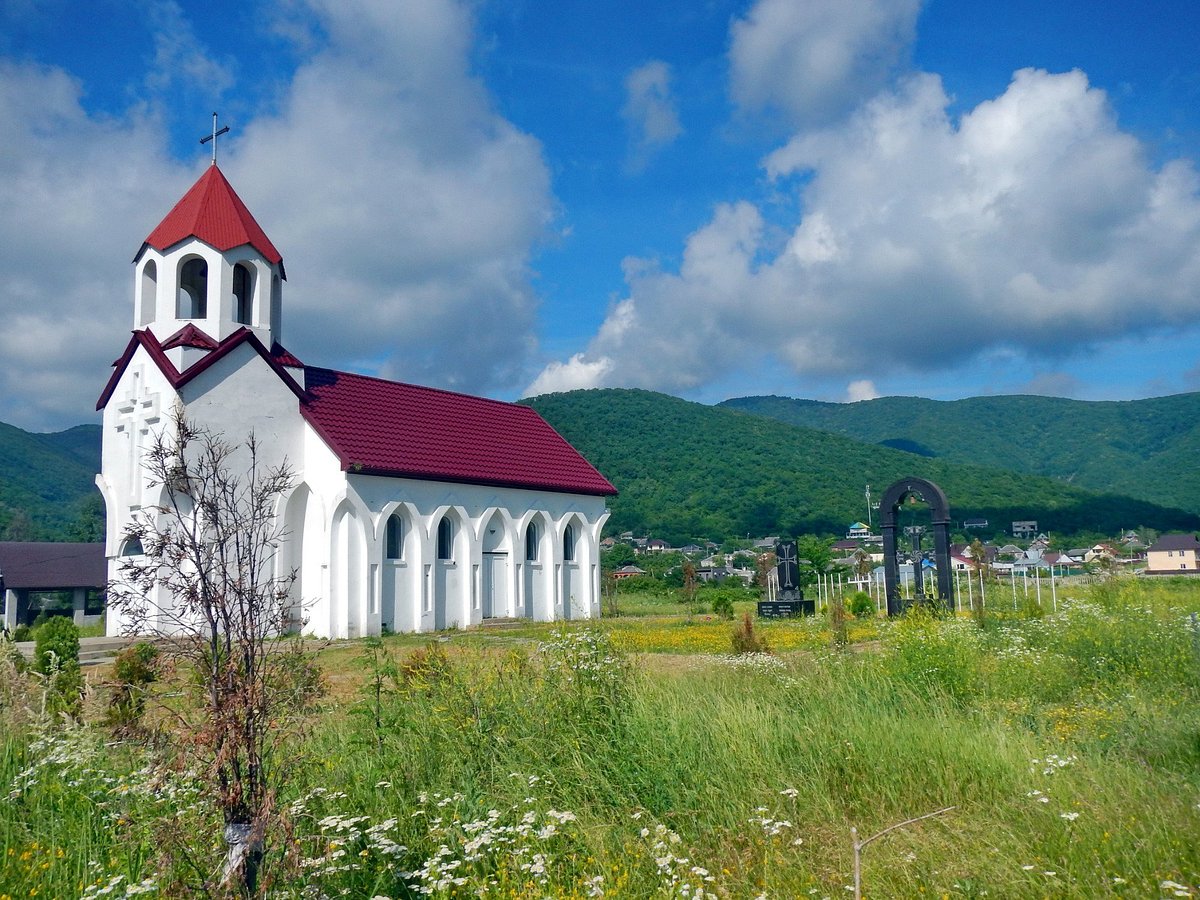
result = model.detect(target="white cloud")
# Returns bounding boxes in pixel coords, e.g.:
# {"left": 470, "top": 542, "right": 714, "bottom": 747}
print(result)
{"left": 0, "top": 0, "right": 554, "bottom": 429}
{"left": 0, "top": 60, "right": 183, "bottom": 431}
{"left": 524, "top": 353, "right": 614, "bottom": 397}
{"left": 145, "top": 1, "right": 236, "bottom": 96}
{"left": 532, "top": 67, "right": 1200, "bottom": 398}
{"left": 622, "top": 60, "right": 683, "bottom": 172}
{"left": 234, "top": 0, "right": 553, "bottom": 393}
{"left": 729, "top": 0, "right": 921, "bottom": 129}
{"left": 845, "top": 379, "right": 879, "bottom": 402}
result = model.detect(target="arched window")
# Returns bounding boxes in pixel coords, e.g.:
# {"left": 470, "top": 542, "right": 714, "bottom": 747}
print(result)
{"left": 139, "top": 260, "right": 157, "bottom": 326}
{"left": 120, "top": 537, "right": 144, "bottom": 557}
{"left": 385, "top": 513, "right": 403, "bottom": 560}
{"left": 233, "top": 263, "right": 254, "bottom": 325}
{"left": 563, "top": 523, "right": 576, "bottom": 562}
{"left": 437, "top": 517, "right": 454, "bottom": 561}
{"left": 525, "top": 522, "right": 539, "bottom": 561}
{"left": 177, "top": 258, "right": 208, "bottom": 319}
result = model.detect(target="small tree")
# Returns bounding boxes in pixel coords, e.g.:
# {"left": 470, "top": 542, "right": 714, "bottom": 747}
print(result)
{"left": 602, "top": 572, "right": 620, "bottom": 617}
{"left": 796, "top": 535, "right": 835, "bottom": 591}
{"left": 110, "top": 409, "right": 321, "bottom": 895}
{"left": 731, "top": 612, "right": 770, "bottom": 654}
{"left": 681, "top": 561, "right": 698, "bottom": 608}
{"left": 828, "top": 591, "right": 849, "bottom": 649}
{"left": 601, "top": 542, "right": 637, "bottom": 570}
{"left": 754, "top": 551, "right": 775, "bottom": 589}
{"left": 967, "top": 538, "right": 992, "bottom": 581}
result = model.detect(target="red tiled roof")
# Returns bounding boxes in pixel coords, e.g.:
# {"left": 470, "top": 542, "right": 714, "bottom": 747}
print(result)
{"left": 98, "top": 333, "right": 614, "bottom": 497}
{"left": 270, "top": 343, "right": 304, "bottom": 368}
{"left": 97, "top": 328, "right": 306, "bottom": 410}
{"left": 161, "top": 323, "right": 219, "bottom": 351}
{"left": 139, "top": 166, "right": 283, "bottom": 268}
{"left": 301, "top": 368, "right": 617, "bottom": 496}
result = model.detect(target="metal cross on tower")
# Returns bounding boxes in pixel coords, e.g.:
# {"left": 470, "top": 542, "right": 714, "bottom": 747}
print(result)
{"left": 200, "top": 112, "right": 230, "bottom": 165}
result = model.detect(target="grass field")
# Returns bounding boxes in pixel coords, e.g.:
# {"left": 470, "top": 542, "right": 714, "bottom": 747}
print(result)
{"left": 3, "top": 577, "right": 1199, "bottom": 898}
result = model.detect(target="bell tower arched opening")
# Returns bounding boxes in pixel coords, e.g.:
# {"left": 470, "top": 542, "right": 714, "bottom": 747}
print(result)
{"left": 177, "top": 257, "right": 208, "bottom": 319}
{"left": 233, "top": 262, "right": 255, "bottom": 326}
{"left": 138, "top": 260, "right": 157, "bottom": 327}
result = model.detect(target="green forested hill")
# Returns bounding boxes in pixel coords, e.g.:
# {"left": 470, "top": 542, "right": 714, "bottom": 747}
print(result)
{"left": 719, "top": 393, "right": 1200, "bottom": 516}
{"left": 524, "top": 389, "right": 1200, "bottom": 544}
{"left": 5, "top": 389, "right": 1198, "bottom": 545}
{"left": 0, "top": 421, "right": 103, "bottom": 540}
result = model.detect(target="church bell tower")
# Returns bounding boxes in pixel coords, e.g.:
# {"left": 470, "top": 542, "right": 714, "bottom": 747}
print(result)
{"left": 131, "top": 160, "right": 286, "bottom": 369}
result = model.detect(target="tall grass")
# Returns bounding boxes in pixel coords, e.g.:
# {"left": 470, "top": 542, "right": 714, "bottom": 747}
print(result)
{"left": 2, "top": 578, "right": 1199, "bottom": 896}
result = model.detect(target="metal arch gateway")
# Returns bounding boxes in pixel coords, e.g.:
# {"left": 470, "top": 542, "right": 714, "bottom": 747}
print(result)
{"left": 880, "top": 477, "right": 953, "bottom": 616}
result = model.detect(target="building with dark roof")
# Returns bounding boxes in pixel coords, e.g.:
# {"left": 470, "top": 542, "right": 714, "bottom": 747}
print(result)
{"left": 97, "top": 164, "right": 615, "bottom": 639}
{"left": 1145, "top": 534, "right": 1200, "bottom": 574}
{"left": 0, "top": 542, "right": 106, "bottom": 630}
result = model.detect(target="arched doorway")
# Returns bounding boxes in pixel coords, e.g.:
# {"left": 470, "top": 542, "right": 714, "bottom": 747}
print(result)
{"left": 381, "top": 505, "right": 414, "bottom": 633}
{"left": 480, "top": 510, "right": 511, "bottom": 619}
{"left": 880, "top": 477, "right": 953, "bottom": 616}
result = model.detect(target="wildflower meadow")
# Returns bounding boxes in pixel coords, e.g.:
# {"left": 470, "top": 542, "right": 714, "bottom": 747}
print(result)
{"left": 2, "top": 577, "right": 1199, "bottom": 897}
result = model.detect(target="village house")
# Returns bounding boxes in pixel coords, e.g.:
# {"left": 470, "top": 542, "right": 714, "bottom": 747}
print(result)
{"left": 610, "top": 565, "right": 646, "bottom": 580}
{"left": 97, "top": 164, "right": 616, "bottom": 639}
{"left": 1145, "top": 534, "right": 1200, "bottom": 574}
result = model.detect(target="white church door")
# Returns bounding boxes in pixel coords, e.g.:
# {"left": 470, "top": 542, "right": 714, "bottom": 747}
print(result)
{"left": 482, "top": 552, "right": 508, "bottom": 619}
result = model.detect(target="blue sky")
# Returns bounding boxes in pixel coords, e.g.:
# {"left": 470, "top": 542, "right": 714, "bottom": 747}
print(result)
{"left": 2, "top": 0, "right": 1200, "bottom": 430}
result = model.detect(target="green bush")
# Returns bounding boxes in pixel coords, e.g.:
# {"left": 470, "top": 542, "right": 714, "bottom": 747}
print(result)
{"left": 710, "top": 593, "right": 734, "bottom": 619}
{"left": 11, "top": 623, "right": 32, "bottom": 643}
{"left": 34, "top": 616, "right": 79, "bottom": 675}
{"left": 32, "top": 616, "right": 82, "bottom": 717}
{"left": 106, "top": 641, "right": 159, "bottom": 732}
{"left": 848, "top": 590, "right": 875, "bottom": 618}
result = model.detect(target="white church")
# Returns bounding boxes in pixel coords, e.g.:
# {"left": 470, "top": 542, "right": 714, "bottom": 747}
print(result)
{"left": 96, "top": 163, "right": 615, "bottom": 639}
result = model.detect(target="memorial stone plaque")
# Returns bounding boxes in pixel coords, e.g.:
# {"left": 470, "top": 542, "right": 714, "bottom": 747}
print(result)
{"left": 755, "top": 539, "right": 814, "bottom": 617}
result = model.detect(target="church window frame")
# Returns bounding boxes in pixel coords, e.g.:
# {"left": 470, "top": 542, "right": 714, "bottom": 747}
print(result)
{"left": 525, "top": 522, "right": 539, "bottom": 562}
{"left": 120, "top": 537, "right": 144, "bottom": 557}
{"left": 563, "top": 523, "right": 576, "bottom": 562}
{"left": 437, "top": 517, "right": 454, "bottom": 561}
{"left": 385, "top": 513, "right": 404, "bottom": 561}
{"left": 177, "top": 256, "right": 209, "bottom": 319}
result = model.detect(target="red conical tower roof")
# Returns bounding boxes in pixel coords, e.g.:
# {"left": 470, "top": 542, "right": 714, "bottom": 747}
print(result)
{"left": 139, "top": 165, "right": 283, "bottom": 267}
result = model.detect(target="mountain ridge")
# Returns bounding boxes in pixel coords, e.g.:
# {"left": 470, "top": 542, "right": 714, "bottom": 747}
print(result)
{"left": 523, "top": 388, "right": 1200, "bottom": 544}
{"left": 719, "top": 391, "right": 1200, "bottom": 516}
